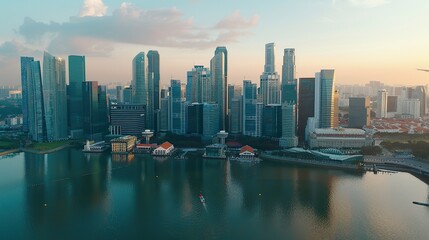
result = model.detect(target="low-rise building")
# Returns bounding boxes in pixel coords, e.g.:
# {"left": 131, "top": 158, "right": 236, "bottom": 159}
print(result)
{"left": 308, "top": 128, "right": 373, "bottom": 149}
{"left": 203, "top": 144, "right": 227, "bottom": 159}
{"left": 83, "top": 140, "right": 108, "bottom": 152}
{"left": 153, "top": 141, "right": 174, "bottom": 156}
{"left": 111, "top": 135, "right": 137, "bottom": 153}
{"left": 239, "top": 145, "right": 255, "bottom": 160}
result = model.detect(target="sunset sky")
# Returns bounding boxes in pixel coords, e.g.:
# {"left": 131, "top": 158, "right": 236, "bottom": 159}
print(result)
{"left": 1, "top": 0, "right": 428, "bottom": 87}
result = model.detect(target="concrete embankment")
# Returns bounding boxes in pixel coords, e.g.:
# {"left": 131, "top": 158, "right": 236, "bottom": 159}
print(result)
{"left": 260, "top": 152, "right": 361, "bottom": 171}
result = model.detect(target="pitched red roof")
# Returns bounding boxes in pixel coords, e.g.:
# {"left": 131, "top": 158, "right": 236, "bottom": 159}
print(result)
{"left": 240, "top": 145, "right": 254, "bottom": 154}
{"left": 159, "top": 141, "right": 173, "bottom": 149}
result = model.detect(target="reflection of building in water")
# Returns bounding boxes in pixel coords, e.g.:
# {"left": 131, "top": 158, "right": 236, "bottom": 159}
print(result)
{"left": 24, "top": 149, "right": 109, "bottom": 231}
{"left": 111, "top": 153, "right": 135, "bottom": 163}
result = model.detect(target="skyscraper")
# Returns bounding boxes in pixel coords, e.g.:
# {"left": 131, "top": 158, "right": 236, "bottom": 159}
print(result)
{"left": 281, "top": 48, "right": 297, "bottom": 104}
{"left": 348, "top": 97, "right": 370, "bottom": 128}
{"left": 264, "top": 43, "right": 275, "bottom": 73}
{"left": 377, "top": 89, "right": 388, "bottom": 118}
{"left": 110, "top": 104, "right": 146, "bottom": 136}
{"left": 68, "top": 55, "right": 86, "bottom": 139}
{"left": 187, "top": 103, "right": 204, "bottom": 135}
{"left": 159, "top": 88, "right": 170, "bottom": 133}
{"left": 298, "top": 78, "right": 315, "bottom": 142}
{"left": 260, "top": 43, "right": 280, "bottom": 105}
{"left": 186, "top": 65, "right": 211, "bottom": 103}
{"left": 279, "top": 103, "right": 298, "bottom": 148}
{"left": 21, "top": 57, "right": 46, "bottom": 142}
{"left": 203, "top": 103, "right": 220, "bottom": 139}
{"left": 229, "top": 96, "right": 242, "bottom": 134}
{"left": 132, "top": 52, "right": 153, "bottom": 130}
{"left": 243, "top": 80, "right": 259, "bottom": 137}
{"left": 98, "top": 85, "right": 109, "bottom": 136}
{"left": 262, "top": 104, "right": 282, "bottom": 138}
{"left": 43, "top": 52, "right": 68, "bottom": 141}
{"left": 315, "top": 70, "right": 336, "bottom": 128}
{"left": 211, "top": 47, "right": 227, "bottom": 131}
{"left": 147, "top": 50, "right": 160, "bottom": 131}
{"left": 83, "top": 81, "right": 101, "bottom": 141}
{"left": 170, "top": 80, "right": 186, "bottom": 135}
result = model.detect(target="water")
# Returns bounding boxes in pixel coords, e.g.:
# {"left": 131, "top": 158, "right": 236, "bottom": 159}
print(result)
{"left": 0, "top": 148, "right": 428, "bottom": 240}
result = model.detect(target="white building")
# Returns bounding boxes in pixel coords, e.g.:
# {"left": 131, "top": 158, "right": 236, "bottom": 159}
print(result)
{"left": 153, "top": 141, "right": 174, "bottom": 156}
{"left": 377, "top": 89, "right": 388, "bottom": 118}
{"left": 401, "top": 99, "right": 420, "bottom": 119}
{"left": 308, "top": 128, "right": 373, "bottom": 149}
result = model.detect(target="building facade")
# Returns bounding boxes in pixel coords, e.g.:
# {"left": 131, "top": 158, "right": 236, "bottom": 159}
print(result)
{"left": 68, "top": 55, "right": 86, "bottom": 139}
{"left": 315, "top": 70, "right": 336, "bottom": 128}
{"left": 298, "top": 78, "right": 315, "bottom": 142}
{"left": 110, "top": 104, "right": 145, "bottom": 136}
{"left": 348, "top": 97, "right": 370, "bottom": 128}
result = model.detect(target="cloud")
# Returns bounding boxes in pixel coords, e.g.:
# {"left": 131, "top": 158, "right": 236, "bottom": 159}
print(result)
{"left": 80, "top": 0, "right": 107, "bottom": 17}
{"left": 215, "top": 11, "right": 259, "bottom": 29}
{"left": 349, "top": 0, "right": 389, "bottom": 8}
{"left": 17, "top": 3, "right": 258, "bottom": 55}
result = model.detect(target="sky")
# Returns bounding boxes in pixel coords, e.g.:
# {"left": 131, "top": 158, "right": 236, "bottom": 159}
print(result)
{"left": 0, "top": 0, "right": 429, "bottom": 88}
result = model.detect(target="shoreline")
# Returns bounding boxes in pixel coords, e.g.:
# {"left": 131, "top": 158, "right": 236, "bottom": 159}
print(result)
{"left": 0, "top": 148, "right": 20, "bottom": 157}
{"left": 20, "top": 144, "right": 71, "bottom": 154}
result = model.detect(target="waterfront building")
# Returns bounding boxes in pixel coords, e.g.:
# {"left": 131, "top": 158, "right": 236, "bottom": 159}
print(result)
{"left": 170, "top": 80, "right": 186, "bottom": 135}
{"left": 186, "top": 65, "right": 212, "bottom": 103}
{"left": 83, "top": 140, "right": 108, "bottom": 153}
{"left": 111, "top": 135, "right": 137, "bottom": 153}
{"left": 377, "top": 89, "right": 388, "bottom": 118}
{"left": 298, "top": 78, "right": 315, "bottom": 142}
{"left": 262, "top": 104, "right": 282, "bottom": 138}
{"left": 203, "top": 144, "right": 227, "bottom": 159}
{"left": 68, "top": 55, "right": 86, "bottom": 139}
{"left": 203, "top": 103, "right": 220, "bottom": 139}
{"left": 239, "top": 145, "right": 255, "bottom": 160}
{"left": 21, "top": 57, "right": 46, "bottom": 142}
{"left": 153, "top": 141, "right": 174, "bottom": 156}
{"left": 280, "top": 103, "right": 298, "bottom": 148}
{"left": 281, "top": 48, "right": 297, "bottom": 104}
{"left": 43, "top": 52, "right": 68, "bottom": 141}
{"left": 308, "top": 128, "right": 373, "bottom": 149}
{"left": 242, "top": 80, "right": 259, "bottom": 137}
{"left": 110, "top": 104, "right": 145, "bottom": 136}
{"left": 315, "top": 70, "right": 336, "bottom": 128}
{"left": 348, "top": 97, "right": 371, "bottom": 128}
{"left": 211, "top": 47, "right": 228, "bottom": 130}
{"left": 187, "top": 103, "right": 204, "bottom": 135}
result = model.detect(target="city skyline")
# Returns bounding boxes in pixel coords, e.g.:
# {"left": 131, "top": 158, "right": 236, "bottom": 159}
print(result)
{"left": 1, "top": 0, "right": 429, "bottom": 87}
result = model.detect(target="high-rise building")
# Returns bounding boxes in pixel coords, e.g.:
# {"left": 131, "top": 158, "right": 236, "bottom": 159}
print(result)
{"left": 281, "top": 48, "right": 297, "bottom": 104}
{"left": 203, "top": 103, "right": 219, "bottom": 139}
{"left": 116, "top": 86, "right": 123, "bottom": 103}
{"left": 83, "top": 81, "right": 102, "bottom": 141}
{"left": 411, "top": 86, "right": 426, "bottom": 117}
{"left": 262, "top": 104, "right": 282, "bottom": 138}
{"left": 387, "top": 95, "right": 398, "bottom": 113}
{"left": 132, "top": 52, "right": 153, "bottom": 130}
{"left": 333, "top": 90, "right": 339, "bottom": 128}
{"left": 159, "top": 88, "right": 170, "bottom": 133}
{"left": 298, "top": 78, "right": 315, "bottom": 143}
{"left": 279, "top": 103, "right": 298, "bottom": 148}
{"left": 402, "top": 99, "right": 421, "bottom": 119}
{"left": 348, "top": 97, "right": 370, "bottom": 128}
{"left": 243, "top": 80, "right": 259, "bottom": 137}
{"left": 21, "top": 57, "right": 46, "bottom": 142}
{"left": 187, "top": 103, "right": 204, "bottom": 135}
{"left": 377, "top": 89, "right": 388, "bottom": 118}
{"left": 170, "top": 80, "right": 186, "bottom": 135}
{"left": 123, "top": 86, "right": 133, "bottom": 104}
{"left": 211, "top": 47, "right": 228, "bottom": 130}
{"left": 186, "top": 65, "right": 211, "bottom": 103}
{"left": 43, "top": 52, "right": 68, "bottom": 141}
{"left": 229, "top": 96, "right": 242, "bottom": 134}
{"left": 98, "top": 85, "right": 109, "bottom": 136}
{"left": 68, "top": 55, "right": 86, "bottom": 139}
{"left": 147, "top": 50, "right": 160, "bottom": 131}
{"left": 315, "top": 70, "right": 336, "bottom": 128}
{"left": 110, "top": 104, "right": 145, "bottom": 136}
{"left": 264, "top": 43, "right": 275, "bottom": 73}
{"left": 260, "top": 43, "right": 280, "bottom": 105}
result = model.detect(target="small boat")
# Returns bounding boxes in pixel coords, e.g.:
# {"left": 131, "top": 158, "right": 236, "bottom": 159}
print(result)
{"left": 413, "top": 201, "right": 429, "bottom": 207}
{"left": 199, "top": 193, "right": 205, "bottom": 203}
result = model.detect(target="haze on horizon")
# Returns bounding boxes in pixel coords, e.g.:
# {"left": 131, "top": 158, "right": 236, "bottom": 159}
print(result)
{"left": 0, "top": 0, "right": 428, "bottom": 87}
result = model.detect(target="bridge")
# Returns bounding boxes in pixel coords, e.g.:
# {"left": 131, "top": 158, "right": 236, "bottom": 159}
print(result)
{"left": 364, "top": 155, "right": 429, "bottom": 177}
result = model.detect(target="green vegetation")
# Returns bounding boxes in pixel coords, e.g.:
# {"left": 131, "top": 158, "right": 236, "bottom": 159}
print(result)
{"left": 381, "top": 141, "right": 429, "bottom": 161}
{"left": 26, "top": 140, "right": 71, "bottom": 151}
{"left": 0, "top": 99, "right": 22, "bottom": 121}
{"left": 0, "top": 138, "right": 20, "bottom": 150}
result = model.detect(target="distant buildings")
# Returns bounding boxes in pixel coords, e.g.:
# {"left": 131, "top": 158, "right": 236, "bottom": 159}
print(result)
{"left": 260, "top": 43, "right": 281, "bottom": 105}
{"left": 211, "top": 47, "right": 228, "bottom": 131}
{"left": 281, "top": 48, "right": 297, "bottom": 104}
{"left": 170, "top": 80, "right": 186, "bottom": 135}
{"left": 308, "top": 128, "right": 372, "bottom": 149}
{"left": 280, "top": 103, "right": 298, "bottom": 148}
{"left": 377, "top": 89, "right": 388, "bottom": 118}
{"left": 242, "top": 80, "right": 259, "bottom": 137}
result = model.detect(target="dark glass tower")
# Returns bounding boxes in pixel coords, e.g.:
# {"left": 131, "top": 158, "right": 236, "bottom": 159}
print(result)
{"left": 68, "top": 55, "right": 86, "bottom": 139}
{"left": 83, "top": 81, "right": 100, "bottom": 141}
{"left": 298, "top": 78, "right": 315, "bottom": 143}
